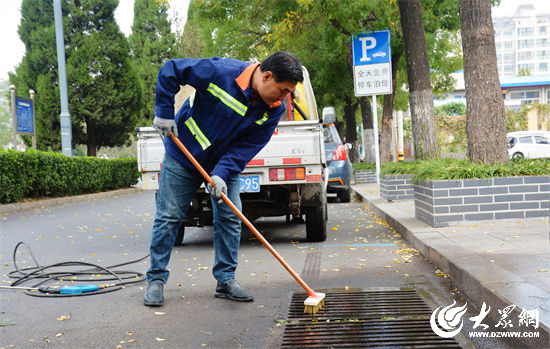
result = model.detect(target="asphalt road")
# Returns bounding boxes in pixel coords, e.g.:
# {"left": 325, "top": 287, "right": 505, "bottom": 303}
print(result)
{"left": 0, "top": 191, "right": 510, "bottom": 348}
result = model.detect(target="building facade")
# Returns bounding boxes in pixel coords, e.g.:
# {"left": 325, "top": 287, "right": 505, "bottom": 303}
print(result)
{"left": 494, "top": 4, "right": 550, "bottom": 76}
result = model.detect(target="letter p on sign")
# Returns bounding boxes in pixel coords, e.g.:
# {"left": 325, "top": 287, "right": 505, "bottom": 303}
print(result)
{"left": 359, "top": 37, "right": 376, "bottom": 62}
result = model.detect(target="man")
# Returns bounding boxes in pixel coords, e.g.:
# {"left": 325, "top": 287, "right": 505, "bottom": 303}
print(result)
{"left": 144, "top": 51, "right": 303, "bottom": 306}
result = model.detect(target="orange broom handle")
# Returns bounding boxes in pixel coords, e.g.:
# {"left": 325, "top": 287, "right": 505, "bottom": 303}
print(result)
{"left": 170, "top": 133, "right": 318, "bottom": 297}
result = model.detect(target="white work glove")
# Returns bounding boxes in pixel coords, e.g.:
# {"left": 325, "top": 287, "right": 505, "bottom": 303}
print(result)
{"left": 207, "top": 175, "right": 227, "bottom": 204}
{"left": 153, "top": 116, "right": 178, "bottom": 137}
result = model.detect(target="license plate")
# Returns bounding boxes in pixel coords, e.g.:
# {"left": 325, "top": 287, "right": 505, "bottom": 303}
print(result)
{"left": 240, "top": 175, "right": 260, "bottom": 193}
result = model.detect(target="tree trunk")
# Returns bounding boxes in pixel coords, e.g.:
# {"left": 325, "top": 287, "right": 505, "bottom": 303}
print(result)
{"left": 344, "top": 98, "right": 359, "bottom": 163}
{"left": 86, "top": 121, "right": 97, "bottom": 157}
{"left": 398, "top": 0, "right": 440, "bottom": 160}
{"left": 360, "top": 97, "right": 373, "bottom": 129}
{"left": 360, "top": 97, "right": 375, "bottom": 162}
{"left": 459, "top": 0, "right": 508, "bottom": 163}
{"left": 380, "top": 49, "right": 402, "bottom": 164}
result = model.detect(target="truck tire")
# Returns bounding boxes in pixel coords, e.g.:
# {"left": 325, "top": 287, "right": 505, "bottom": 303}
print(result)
{"left": 338, "top": 188, "right": 351, "bottom": 203}
{"left": 305, "top": 205, "right": 327, "bottom": 242}
{"left": 174, "top": 224, "right": 185, "bottom": 246}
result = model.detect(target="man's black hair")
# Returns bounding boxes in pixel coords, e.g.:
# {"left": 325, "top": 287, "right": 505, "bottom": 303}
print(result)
{"left": 260, "top": 51, "right": 303, "bottom": 83}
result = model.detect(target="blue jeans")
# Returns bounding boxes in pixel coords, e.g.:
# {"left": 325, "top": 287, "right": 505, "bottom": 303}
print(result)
{"left": 146, "top": 153, "right": 242, "bottom": 285}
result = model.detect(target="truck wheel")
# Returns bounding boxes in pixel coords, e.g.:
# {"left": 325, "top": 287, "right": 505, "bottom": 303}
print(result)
{"left": 174, "top": 224, "right": 185, "bottom": 246}
{"left": 338, "top": 188, "right": 351, "bottom": 203}
{"left": 305, "top": 205, "right": 327, "bottom": 242}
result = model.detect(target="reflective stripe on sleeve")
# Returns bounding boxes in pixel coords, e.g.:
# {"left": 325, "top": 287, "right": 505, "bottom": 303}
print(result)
{"left": 255, "top": 112, "right": 269, "bottom": 126}
{"left": 184, "top": 117, "right": 211, "bottom": 150}
{"left": 207, "top": 83, "right": 248, "bottom": 116}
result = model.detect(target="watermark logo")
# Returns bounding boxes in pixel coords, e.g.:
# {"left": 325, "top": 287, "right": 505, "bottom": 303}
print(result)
{"left": 430, "top": 301, "right": 540, "bottom": 339}
{"left": 430, "top": 300, "right": 468, "bottom": 338}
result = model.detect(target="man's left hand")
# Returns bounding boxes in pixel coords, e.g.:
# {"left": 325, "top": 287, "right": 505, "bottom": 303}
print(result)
{"left": 207, "top": 175, "right": 227, "bottom": 204}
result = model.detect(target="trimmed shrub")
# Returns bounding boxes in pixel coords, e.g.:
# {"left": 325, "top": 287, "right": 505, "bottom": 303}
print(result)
{"left": 0, "top": 149, "right": 140, "bottom": 204}
{"left": 370, "top": 158, "right": 549, "bottom": 183}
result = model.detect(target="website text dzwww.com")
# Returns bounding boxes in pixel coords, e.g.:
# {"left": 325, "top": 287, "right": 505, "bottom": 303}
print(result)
{"left": 468, "top": 331, "right": 540, "bottom": 338}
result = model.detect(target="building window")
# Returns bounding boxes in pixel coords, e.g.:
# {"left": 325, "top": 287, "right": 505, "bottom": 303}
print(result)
{"left": 536, "top": 50, "right": 550, "bottom": 59}
{"left": 539, "top": 26, "right": 548, "bottom": 34}
{"left": 504, "top": 41, "right": 513, "bottom": 49}
{"left": 540, "top": 63, "right": 549, "bottom": 72}
{"left": 509, "top": 90, "right": 540, "bottom": 105}
{"left": 504, "top": 53, "right": 514, "bottom": 62}
{"left": 496, "top": 41, "right": 502, "bottom": 49}
{"left": 536, "top": 38, "right": 549, "bottom": 47}
{"left": 518, "top": 39, "right": 534, "bottom": 49}
{"left": 503, "top": 29, "right": 513, "bottom": 37}
{"left": 518, "top": 27, "right": 534, "bottom": 36}
{"left": 518, "top": 51, "right": 533, "bottom": 61}
{"left": 504, "top": 65, "right": 514, "bottom": 73}
{"left": 518, "top": 63, "right": 535, "bottom": 72}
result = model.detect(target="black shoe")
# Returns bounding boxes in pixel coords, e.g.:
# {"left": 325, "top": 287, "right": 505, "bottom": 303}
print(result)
{"left": 144, "top": 281, "right": 164, "bottom": 307}
{"left": 215, "top": 279, "right": 254, "bottom": 302}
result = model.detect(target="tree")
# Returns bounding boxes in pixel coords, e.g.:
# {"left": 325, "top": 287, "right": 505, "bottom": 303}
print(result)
{"left": 0, "top": 80, "right": 12, "bottom": 148}
{"left": 65, "top": 0, "right": 142, "bottom": 156}
{"left": 129, "top": 0, "right": 176, "bottom": 125}
{"left": 517, "top": 68, "right": 531, "bottom": 76}
{"left": 459, "top": 0, "right": 508, "bottom": 163}
{"left": 184, "top": 0, "right": 463, "bottom": 163}
{"left": 398, "top": 0, "right": 440, "bottom": 159}
{"left": 10, "top": 0, "right": 61, "bottom": 151}
{"left": 11, "top": 0, "right": 142, "bottom": 156}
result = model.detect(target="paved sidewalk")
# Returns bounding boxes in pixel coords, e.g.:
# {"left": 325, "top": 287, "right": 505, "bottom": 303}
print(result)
{"left": 352, "top": 183, "right": 549, "bottom": 348}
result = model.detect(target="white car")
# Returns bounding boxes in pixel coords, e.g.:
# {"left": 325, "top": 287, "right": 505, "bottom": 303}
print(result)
{"left": 507, "top": 131, "right": 550, "bottom": 159}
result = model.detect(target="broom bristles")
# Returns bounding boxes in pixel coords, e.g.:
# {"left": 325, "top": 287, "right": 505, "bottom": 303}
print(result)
{"left": 304, "top": 292, "right": 325, "bottom": 315}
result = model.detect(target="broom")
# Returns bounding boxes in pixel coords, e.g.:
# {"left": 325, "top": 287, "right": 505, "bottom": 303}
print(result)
{"left": 169, "top": 133, "right": 325, "bottom": 315}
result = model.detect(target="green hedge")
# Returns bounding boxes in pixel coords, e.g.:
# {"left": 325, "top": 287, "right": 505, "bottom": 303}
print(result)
{"left": 0, "top": 149, "right": 140, "bottom": 204}
{"left": 352, "top": 158, "right": 550, "bottom": 182}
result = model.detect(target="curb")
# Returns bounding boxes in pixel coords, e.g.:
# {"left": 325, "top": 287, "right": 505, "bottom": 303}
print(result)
{"left": 0, "top": 187, "right": 144, "bottom": 215}
{"left": 351, "top": 186, "right": 550, "bottom": 348}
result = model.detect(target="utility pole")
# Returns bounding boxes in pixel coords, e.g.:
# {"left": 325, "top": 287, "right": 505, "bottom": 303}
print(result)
{"left": 53, "top": 0, "right": 73, "bottom": 156}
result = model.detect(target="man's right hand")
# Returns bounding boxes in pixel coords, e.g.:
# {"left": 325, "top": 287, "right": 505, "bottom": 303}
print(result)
{"left": 153, "top": 116, "right": 178, "bottom": 137}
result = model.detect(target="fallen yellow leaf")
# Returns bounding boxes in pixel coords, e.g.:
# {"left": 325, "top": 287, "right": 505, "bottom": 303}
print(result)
{"left": 154, "top": 312, "right": 166, "bottom": 316}
{"left": 156, "top": 337, "right": 166, "bottom": 342}
{"left": 56, "top": 315, "right": 70, "bottom": 321}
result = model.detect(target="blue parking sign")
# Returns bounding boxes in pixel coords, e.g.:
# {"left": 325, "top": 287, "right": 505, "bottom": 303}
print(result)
{"left": 352, "top": 30, "right": 391, "bottom": 66}
{"left": 351, "top": 30, "right": 392, "bottom": 96}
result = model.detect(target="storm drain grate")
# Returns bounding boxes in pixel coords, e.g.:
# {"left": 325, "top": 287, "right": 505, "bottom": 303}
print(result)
{"left": 282, "top": 289, "right": 461, "bottom": 348}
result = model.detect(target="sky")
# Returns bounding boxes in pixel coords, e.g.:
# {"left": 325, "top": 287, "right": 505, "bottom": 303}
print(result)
{"left": 0, "top": 0, "right": 190, "bottom": 81}
{"left": 0, "top": 0, "right": 548, "bottom": 82}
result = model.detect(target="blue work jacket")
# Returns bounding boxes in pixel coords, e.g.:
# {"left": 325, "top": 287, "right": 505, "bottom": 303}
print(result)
{"left": 155, "top": 57, "right": 286, "bottom": 182}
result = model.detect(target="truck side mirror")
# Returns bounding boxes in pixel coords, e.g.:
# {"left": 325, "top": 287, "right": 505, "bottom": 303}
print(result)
{"left": 322, "top": 107, "right": 336, "bottom": 124}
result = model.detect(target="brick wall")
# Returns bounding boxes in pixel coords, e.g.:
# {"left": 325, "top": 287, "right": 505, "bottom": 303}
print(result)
{"left": 354, "top": 170, "right": 377, "bottom": 184}
{"left": 414, "top": 176, "right": 550, "bottom": 227}
{"left": 380, "top": 175, "right": 415, "bottom": 202}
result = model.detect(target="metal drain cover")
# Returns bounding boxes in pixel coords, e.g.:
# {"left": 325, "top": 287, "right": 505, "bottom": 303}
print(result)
{"left": 282, "top": 288, "right": 461, "bottom": 348}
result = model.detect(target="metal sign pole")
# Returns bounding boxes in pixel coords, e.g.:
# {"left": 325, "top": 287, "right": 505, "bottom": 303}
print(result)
{"left": 10, "top": 85, "right": 17, "bottom": 151}
{"left": 30, "top": 90, "right": 36, "bottom": 149}
{"left": 372, "top": 95, "right": 380, "bottom": 184}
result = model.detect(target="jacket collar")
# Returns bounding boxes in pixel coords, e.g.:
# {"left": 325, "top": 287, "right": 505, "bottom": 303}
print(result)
{"left": 235, "top": 63, "right": 282, "bottom": 109}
